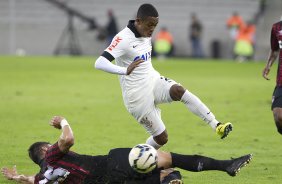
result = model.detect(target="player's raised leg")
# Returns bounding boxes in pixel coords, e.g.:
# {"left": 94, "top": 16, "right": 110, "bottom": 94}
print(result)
{"left": 139, "top": 108, "right": 168, "bottom": 149}
{"left": 169, "top": 84, "right": 233, "bottom": 139}
{"left": 146, "top": 131, "right": 167, "bottom": 150}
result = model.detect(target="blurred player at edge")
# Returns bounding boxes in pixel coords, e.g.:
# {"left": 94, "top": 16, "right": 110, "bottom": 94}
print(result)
{"left": 262, "top": 19, "right": 282, "bottom": 134}
{"left": 1, "top": 116, "right": 252, "bottom": 184}
{"left": 95, "top": 3, "right": 232, "bottom": 149}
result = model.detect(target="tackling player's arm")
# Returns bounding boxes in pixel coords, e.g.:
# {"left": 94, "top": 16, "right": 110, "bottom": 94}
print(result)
{"left": 49, "top": 116, "right": 74, "bottom": 153}
{"left": 1, "top": 166, "right": 34, "bottom": 184}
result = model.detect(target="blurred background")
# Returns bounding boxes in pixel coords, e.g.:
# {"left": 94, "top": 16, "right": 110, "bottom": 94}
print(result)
{"left": 0, "top": 0, "right": 281, "bottom": 60}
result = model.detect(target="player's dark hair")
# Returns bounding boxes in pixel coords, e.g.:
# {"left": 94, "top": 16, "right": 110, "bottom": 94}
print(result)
{"left": 137, "top": 4, "right": 158, "bottom": 19}
{"left": 28, "top": 141, "right": 49, "bottom": 165}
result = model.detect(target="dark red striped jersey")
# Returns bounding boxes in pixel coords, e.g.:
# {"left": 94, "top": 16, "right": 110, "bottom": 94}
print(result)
{"left": 271, "top": 21, "right": 282, "bottom": 86}
{"left": 34, "top": 142, "right": 108, "bottom": 184}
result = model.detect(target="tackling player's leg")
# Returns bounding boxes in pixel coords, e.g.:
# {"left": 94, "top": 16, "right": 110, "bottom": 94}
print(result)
{"left": 169, "top": 84, "right": 233, "bottom": 139}
{"left": 226, "top": 154, "right": 252, "bottom": 176}
{"left": 157, "top": 150, "right": 252, "bottom": 176}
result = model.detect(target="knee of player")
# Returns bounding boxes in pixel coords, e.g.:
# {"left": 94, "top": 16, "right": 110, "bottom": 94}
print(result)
{"left": 169, "top": 85, "right": 185, "bottom": 101}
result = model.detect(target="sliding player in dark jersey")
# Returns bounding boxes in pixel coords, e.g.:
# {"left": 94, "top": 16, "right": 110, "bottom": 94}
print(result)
{"left": 262, "top": 20, "right": 282, "bottom": 134}
{"left": 1, "top": 116, "right": 252, "bottom": 184}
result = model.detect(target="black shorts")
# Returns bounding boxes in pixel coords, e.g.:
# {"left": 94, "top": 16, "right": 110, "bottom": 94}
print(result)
{"left": 105, "top": 148, "right": 161, "bottom": 184}
{"left": 83, "top": 148, "right": 160, "bottom": 184}
{"left": 272, "top": 86, "right": 282, "bottom": 109}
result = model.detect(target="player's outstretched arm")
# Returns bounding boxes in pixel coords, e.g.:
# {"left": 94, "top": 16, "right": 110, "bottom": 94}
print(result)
{"left": 263, "top": 50, "right": 279, "bottom": 80}
{"left": 1, "top": 166, "right": 34, "bottom": 184}
{"left": 49, "top": 116, "right": 74, "bottom": 153}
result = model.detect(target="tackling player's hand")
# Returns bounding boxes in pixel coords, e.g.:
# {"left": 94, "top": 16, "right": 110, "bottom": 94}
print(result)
{"left": 262, "top": 66, "right": 271, "bottom": 80}
{"left": 126, "top": 58, "right": 144, "bottom": 75}
{"left": 50, "top": 116, "right": 65, "bottom": 129}
{"left": 1, "top": 165, "right": 18, "bottom": 180}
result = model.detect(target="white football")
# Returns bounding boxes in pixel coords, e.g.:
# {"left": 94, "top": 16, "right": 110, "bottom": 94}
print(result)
{"left": 128, "top": 144, "right": 158, "bottom": 173}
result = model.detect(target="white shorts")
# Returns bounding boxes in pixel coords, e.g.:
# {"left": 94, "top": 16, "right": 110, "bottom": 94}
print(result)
{"left": 127, "top": 75, "right": 178, "bottom": 136}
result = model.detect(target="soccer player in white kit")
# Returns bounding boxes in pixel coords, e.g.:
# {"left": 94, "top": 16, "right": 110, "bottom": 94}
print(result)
{"left": 95, "top": 4, "right": 233, "bottom": 149}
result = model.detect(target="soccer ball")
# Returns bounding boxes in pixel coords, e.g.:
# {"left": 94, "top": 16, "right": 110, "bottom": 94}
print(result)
{"left": 128, "top": 144, "right": 158, "bottom": 173}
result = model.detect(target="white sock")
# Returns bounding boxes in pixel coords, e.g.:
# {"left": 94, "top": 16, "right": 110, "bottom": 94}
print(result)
{"left": 180, "top": 90, "right": 219, "bottom": 130}
{"left": 146, "top": 136, "right": 162, "bottom": 150}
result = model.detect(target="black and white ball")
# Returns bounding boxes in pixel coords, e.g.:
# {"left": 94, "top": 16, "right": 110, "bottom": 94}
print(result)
{"left": 128, "top": 144, "right": 158, "bottom": 173}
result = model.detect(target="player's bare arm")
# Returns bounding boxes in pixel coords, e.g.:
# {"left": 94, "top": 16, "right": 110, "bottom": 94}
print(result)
{"left": 1, "top": 166, "right": 34, "bottom": 184}
{"left": 263, "top": 50, "right": 279, "bottom": 80}
{"left": 49, "top": 116, "right": 74, "bottom": 153}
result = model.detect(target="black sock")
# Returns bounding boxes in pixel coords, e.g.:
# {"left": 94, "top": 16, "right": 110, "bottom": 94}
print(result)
{"left": 171, "top": 152, "right": 231, "bottom": 172}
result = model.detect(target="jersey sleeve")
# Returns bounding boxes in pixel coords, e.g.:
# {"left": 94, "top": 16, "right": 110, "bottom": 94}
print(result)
{"left": 104, "top": 34, "right": 129, "bottom": 59}
{"left": 45, "top": 142, "right": 66, "bottom": 164}
{"left": 271, "top": 24, "right": 279, "bottom": 51}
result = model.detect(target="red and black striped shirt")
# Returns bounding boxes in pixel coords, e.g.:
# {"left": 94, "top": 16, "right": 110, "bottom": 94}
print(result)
{"left": 34, "top": 142, "right": 107, "bottom": 184}
{"left": 271, "top": 21, "right": 282, "bottom": 86}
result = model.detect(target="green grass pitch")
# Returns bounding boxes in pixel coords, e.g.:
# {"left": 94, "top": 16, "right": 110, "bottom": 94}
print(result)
{"left": 0, "top": 56, "right": 281, "bottom": 183}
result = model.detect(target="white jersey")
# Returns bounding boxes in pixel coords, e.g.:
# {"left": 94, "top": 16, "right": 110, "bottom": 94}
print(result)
{"left": 103, "top": 20, "right": 160, "bottom": 116}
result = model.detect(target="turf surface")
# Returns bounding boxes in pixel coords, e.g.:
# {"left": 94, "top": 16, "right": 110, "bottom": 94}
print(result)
{"left": 0, "top": 56, "right": 281, "bottom": 183}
